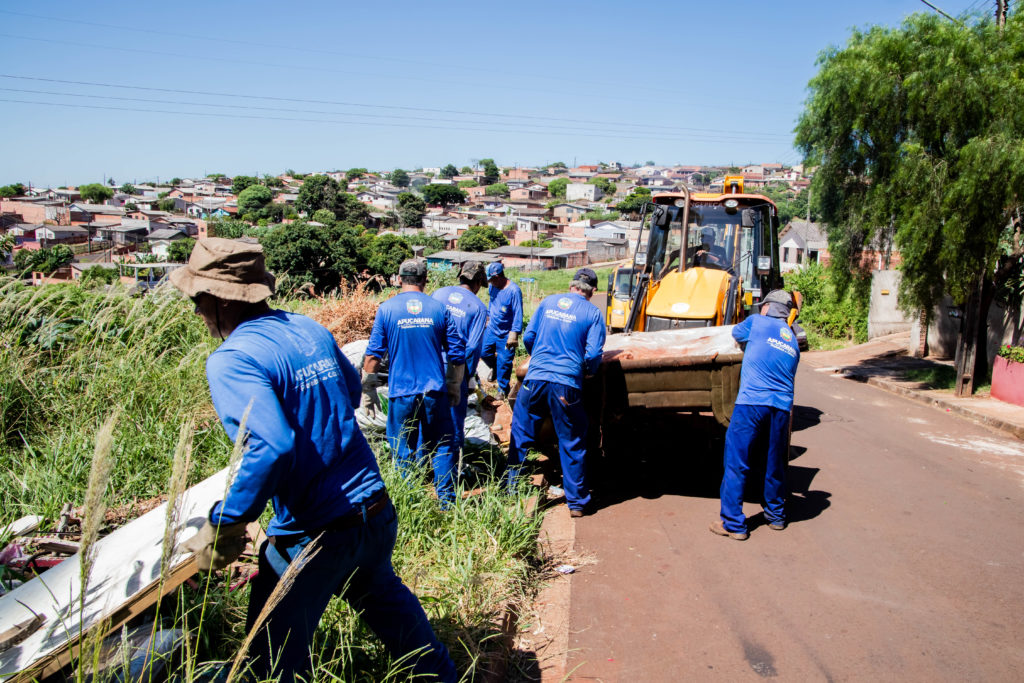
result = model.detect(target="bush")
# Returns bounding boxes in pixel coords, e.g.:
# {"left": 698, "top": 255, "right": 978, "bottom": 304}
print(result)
{"left": 997, "top": 344, "right": 1024, "bottom": 364}
{"left": 784, "top": 262, "right": 870, "bottom": 344}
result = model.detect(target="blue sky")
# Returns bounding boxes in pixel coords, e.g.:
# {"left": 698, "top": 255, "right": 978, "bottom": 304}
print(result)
{"left": 0, "top": 0, "right": 999, "bottom": 187}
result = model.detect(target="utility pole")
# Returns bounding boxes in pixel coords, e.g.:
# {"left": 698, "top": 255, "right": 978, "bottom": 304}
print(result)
{"left": 996, "top": 0, "right": 1007, "bottom": 28}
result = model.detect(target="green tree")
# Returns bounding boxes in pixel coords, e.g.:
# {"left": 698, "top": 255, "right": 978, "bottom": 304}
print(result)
{"left": 346, "top": 168, "right": 368, "bottom": 182}
{"left": 440, "top": 164, "right": 459, "bottom": 179}
{"left": 79, "top": 265, "right": 119, "bottom": 287}
{"left": 458, "top": 225, "right": 508, "bottom": 252}
{"left": 80, "top": 183, "right": 114, "bottom": 204}
{"left": 547, "top": 177, "right": 569, "bottom": 199}
{"left": 157, "top": 198, "right": 177, "bottom": 212}
{"left": 407, "top": 233, "right": 446, "bottom": 256}
{"left": 396, "top": 192, "right": 426, "bottom": 228}
{"left": 15, "top": 244, "right": 73, "bottom": 275}
{"left": 615, "top": 187, "right": 652, "bottom": 215}
{"left": 169, "top": 177, "right": 182, "bottom": 185}
{"left": 590, "top": 177, "right": 615, "bottom": 196}
{"left": 238, "top": 184, "right": 274, "bottom": 215}
{"left": 795, "top": 10, "right": 1024, "bottom": 387}
{"left": 520, "top": 239, "right": 552, "bottom": 248}
{"left": 119, "top": 183, "right": 135, "bottom": 196}
{"left": 368, "top": 234, "right": 413, "bottom": 275}
{"left": 0, "top": 183, "right": 26, "bottom": 198}
{"left": 125, "top": 202, "right": 139, "bottom": 212}
{"left": 167, "top": 238, "right": 196, "bottom": 263}
{"left": 335, "top": 192, "right": 370, "bottom": 224}
{"left": 485, "top": 182, "right": 509, "bottom": 197}
{"left": 311, "top": 209, "right": 337, "bottom": 225}
{"left": 0, "top": 233, "right": 14, "bottom": 261}
{"left": 295, "top": 174, "right": 338, "bottom": 215}
{"left": 390, "top": 168, "right": 410, "bottom": 188}
{"left": 644, "top": 160, "right": 655, "bottom": 166}
{"left": 421, "top": 184, "right": 467, "bottom": 207}
{"left": 207, "top": 219, "right": 250, "bottom": 239}
{"left": 460, "top": 166, "right": 473, "bottom": 174}
{"left": 232, "top": 175, "right": 260, "bottom": 194}
{"left": 457, "top": 180, "right": 479, "bottom": 188}
{"left": 547, "top": 162, "right": 567, "bottom": 169}
{"left": 480, "top": 158, "right": 500, "bottom": 185}
{"left": 260, "top": 220, "right": 366, "bottom": 293}
{"left": 264, "top": 175, "right": 284, "bottom": 188}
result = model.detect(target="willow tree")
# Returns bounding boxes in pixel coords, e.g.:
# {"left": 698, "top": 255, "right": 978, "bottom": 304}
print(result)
{"left": 796, "top": 10, "right": 1024, "bottom": 391}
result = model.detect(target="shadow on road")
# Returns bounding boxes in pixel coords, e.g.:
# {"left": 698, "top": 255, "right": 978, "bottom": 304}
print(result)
{"left": 573, "top": 410, "right": 832, "bottom": 520}
{"left": 792, "top": 404, "right": 823, "bottom": 431}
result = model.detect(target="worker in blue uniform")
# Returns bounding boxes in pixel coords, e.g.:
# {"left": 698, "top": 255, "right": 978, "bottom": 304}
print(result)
{"left": 171, "top": 239, "right": 456, "bottom": 683}
{"left": 506, "top": 268, "right": 606, "bottom": 517}
{"left": 711, "top": 289, "right": 800, "bottom": 541}
{"left": 432, "top": 260, "right": 488, "bottom": 462}
{"left": 481, "top": 261, "right": 523, "bottom": 397}
{"left": 363, "top": 259, "right": 466, "bottom": 509}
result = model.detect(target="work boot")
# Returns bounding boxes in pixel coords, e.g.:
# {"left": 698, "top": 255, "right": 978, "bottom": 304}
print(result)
{"left": 709, "top": 519, "right": 748, "bottom": 541}
{"left": 570, "top": 508, "right": 585, "bottom": 518}
{"left": 768, "top": 520, "right": 787, "bottom": 531}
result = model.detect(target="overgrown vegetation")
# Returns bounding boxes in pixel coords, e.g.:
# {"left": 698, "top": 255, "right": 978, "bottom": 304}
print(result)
{"left": 784, "top": 263, "right": 870, "bottom": 346}
{"left": 0, "top": 278, "right": 544, "bottom": 681}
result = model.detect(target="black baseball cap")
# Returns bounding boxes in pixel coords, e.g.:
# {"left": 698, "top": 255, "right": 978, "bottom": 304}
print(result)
{"left": 398, "top": 259, "right": 427, "bottom": 278}
{"left": 573, "top": 267, "right": 598, "bottom": 288}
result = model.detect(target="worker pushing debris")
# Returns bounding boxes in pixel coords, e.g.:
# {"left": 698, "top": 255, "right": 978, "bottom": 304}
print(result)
{"left": 432, "top": 260, "right": 489, "bottom": 469}
{"left": 481, "top": 261, "right": 523, "bottom": 397}
{"left": 506, "top": 268, "right": 606, "bottom": 517}
{"left": 363, "top": 258, "right": 466, "bottom": 510}
{"left": 171, "top": 239, "right": 456, "bottom": 683}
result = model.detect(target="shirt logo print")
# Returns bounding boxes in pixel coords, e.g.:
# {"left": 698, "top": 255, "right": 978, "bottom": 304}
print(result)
{"left": 406, "top": 299, "right": 423, "bottom": 314}
{"left": 557, "top": 297, "right": 572, "bottom": 310}
{"left": 448, "top": 292, "right": 463, "bottom": 304}
{"left": 779, "top": 327, "right": 793, "bottom": 342}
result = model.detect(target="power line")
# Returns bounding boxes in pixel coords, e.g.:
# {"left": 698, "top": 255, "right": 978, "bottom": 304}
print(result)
{"left": 0, "top": 74, "right": 793, "bottom": 139}
{"left": 0, "top": 87, "right": 789, "bottom": 144}
{"left": 0, "top": 98, "right": 790, "bottom": 146}
{"left": 918, "top": 0, "right": 966, "bottom": 24}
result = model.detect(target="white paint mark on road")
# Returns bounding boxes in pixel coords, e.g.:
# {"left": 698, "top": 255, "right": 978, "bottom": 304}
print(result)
{"left": 905, "top": 417, "right": 929, "bottom": 425}
{"left": 920, "top": 433, "right": 1024, "bottom": 458}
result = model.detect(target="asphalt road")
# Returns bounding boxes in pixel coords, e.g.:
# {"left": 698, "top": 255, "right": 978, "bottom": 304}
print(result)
{"left": 564, "top": 363, "right": 1024, "bottom": 681}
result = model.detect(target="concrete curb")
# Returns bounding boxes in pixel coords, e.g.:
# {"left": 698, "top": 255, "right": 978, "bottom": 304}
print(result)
{"left": 841, "top": 371, "right": 1024, "bottom": 441}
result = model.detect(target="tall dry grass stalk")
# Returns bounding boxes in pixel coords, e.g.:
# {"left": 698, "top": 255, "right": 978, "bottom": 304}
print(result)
{"left": 161, "top": 419, "right": 194, "bottom": 585}
{"left": 79, "top": 411, "right": 119, "bottom": 598}
{"left": 76, "top": 411, "right": 119, "bottom": 683}
{"left": 225, "top": 535, "right": 323, "bottom": 683}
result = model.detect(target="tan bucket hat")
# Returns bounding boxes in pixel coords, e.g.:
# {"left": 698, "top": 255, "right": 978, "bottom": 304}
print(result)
{"left": 169, "top": 237, "right": 276, "bottom": 303}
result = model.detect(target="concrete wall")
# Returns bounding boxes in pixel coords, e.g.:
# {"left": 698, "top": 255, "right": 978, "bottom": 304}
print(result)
{"left": 910, "top": 295, "right": 1023, "bottom": 364}
{"left": 868, "top": 270, "right": 916, "bottom": 338}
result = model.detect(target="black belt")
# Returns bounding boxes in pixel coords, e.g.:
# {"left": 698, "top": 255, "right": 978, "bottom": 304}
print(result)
{"left": 321, "top": 491, "right": 390, "bottom": 531}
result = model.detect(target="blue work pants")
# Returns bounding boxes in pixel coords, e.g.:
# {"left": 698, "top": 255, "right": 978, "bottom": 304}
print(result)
{"left": 481, "top": 330, "right": 515, "bottom": 395}
{"left": 720, "top": 403, "right": 790, "bottom": 533}
{"left": 246, "top": 501, "right": 457, "bottom": 683}
{"left": 506, "top": 379, "right": 590, "bottom": 510}
{"left": 387, "top": 391, "right": 457, "bottom": 508}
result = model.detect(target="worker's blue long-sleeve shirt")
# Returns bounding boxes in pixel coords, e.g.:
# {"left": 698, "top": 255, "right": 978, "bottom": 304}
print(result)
{"left": 732, "top": 314, "right": 800, "bottom": 411}
{"left": 432, "top": 285, "right": 487, "bottom": 372}
{"left": 486, "top": 281, "right": 523, "bottom": 338}
{"left": 523, "top": 292, "right": 606, "bottom": 389}
{"left": 366, "top": 291, "right": 465, "bottom": 398}
{"left": 206, "top": 310, "right": 384, "bottom": 536}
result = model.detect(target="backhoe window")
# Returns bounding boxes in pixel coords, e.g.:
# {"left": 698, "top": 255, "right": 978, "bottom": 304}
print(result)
{"left": 613, "top": 269, "right": 636, "bottom": 300}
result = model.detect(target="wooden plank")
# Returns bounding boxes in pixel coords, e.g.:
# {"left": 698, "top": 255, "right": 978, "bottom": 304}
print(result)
{"left": 0, "top": 517, "right": 43, "bottom": 539}
{"left": 627, "top": 390, "right": 712, "bottom": 409}
{"left": 0, "top": 468, "right": 229, "bottom": 681}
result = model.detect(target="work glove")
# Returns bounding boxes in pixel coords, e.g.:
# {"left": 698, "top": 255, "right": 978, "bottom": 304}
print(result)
{"left": 361, "top": 371, "right": 382, "bottom": 415}
{"left": 445, "top": 363, "right": 466, "bottom": 407}
{"left": 505, "top": 331, "right": 519, "bottom": 350}
{"left": 182, "top": 518, "right": 249, "bottom": 571}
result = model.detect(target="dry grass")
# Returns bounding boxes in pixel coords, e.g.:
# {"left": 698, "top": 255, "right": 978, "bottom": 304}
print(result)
{"left": 304, "top": 280, "right": 382, "bottom": 348}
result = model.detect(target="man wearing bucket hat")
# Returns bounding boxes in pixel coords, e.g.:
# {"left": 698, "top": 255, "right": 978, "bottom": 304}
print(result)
{"left": 506, "top": 268, "right": 605, "bottom": 517}
{"left": 480, "top": 261, "right": 523, "bottom": 397}
{"left": 432, "top": 260, "right": 488, "bottom": 462}
{"left": 711, "top": 289, "right": 800, "bottom": 541}
{"left": 171, "top": 239, "right": 456, "bottom": 683}
{"left": 363, "top": 259, "right": 466, "bottom": 509}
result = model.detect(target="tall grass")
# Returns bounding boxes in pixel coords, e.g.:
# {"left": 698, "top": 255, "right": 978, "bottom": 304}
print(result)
{"left": 0, "top": 276, "right": 543, "bottom": 682}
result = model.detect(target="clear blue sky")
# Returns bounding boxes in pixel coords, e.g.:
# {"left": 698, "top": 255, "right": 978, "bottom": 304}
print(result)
{"left": 0, "top": 0, "right": 998, "bottom": 187}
